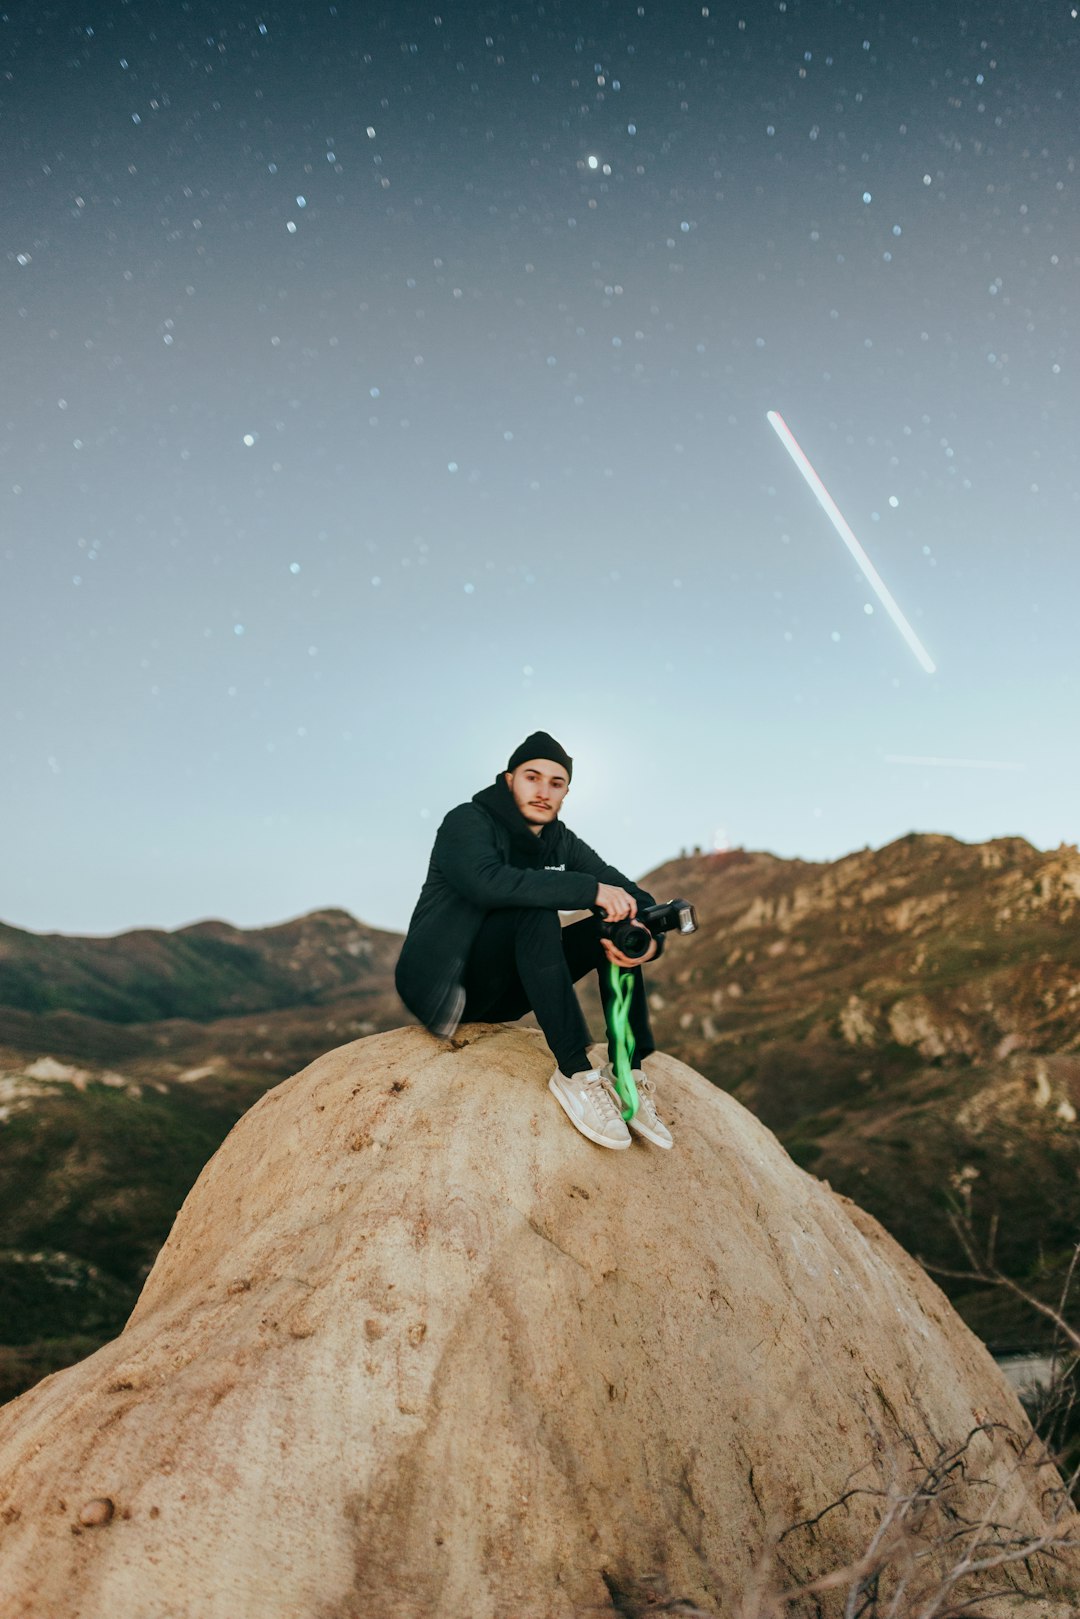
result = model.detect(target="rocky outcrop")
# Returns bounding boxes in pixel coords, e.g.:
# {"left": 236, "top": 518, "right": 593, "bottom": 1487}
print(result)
{"left": 0, "top": 1025, "right": 1074, "bottom": 1618}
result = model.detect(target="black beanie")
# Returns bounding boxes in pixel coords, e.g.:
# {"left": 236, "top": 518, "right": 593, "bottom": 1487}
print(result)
{"left": 506, "top": 730, "right": 573, "bottom": 781}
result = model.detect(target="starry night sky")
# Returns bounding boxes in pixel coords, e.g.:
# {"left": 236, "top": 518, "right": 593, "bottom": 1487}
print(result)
{"left": 4, "top": 1, "right": 1078, "bottom": 936}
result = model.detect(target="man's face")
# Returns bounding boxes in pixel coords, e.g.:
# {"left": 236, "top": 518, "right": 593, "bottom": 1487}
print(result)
{"left": 504, "top": 759, "right": 570, "bottom": 831}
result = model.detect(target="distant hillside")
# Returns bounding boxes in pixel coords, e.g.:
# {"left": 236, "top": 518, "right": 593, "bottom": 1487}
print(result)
{"left": 640, "top": 833, "right": 1080, "bottom": 1075}
{"left": 0, "top": 906, "right": 408, "bottom": 1404}
{"left": 0, "top": 907, "right": 402, "bottom": 1025}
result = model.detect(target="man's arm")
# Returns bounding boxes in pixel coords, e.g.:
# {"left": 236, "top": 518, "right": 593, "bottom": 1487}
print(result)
{"left": 435, "top": 805, "right": 599, "bottom": 911}
{"left": 560, "top": 829, "right": 657, "bottom": 911}
{"left": 561, "top": 829, "right": 666, "bottom": 957}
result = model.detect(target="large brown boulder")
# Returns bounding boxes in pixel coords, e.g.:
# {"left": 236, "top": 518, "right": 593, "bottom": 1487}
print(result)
{"left": 0, "top": 1025, "right": 1075, "bottom": 1617}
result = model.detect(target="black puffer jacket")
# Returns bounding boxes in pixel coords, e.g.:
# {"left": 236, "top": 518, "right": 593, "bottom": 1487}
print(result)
{"left": 394, "top": 775, "right": 658, "bottom": 1038}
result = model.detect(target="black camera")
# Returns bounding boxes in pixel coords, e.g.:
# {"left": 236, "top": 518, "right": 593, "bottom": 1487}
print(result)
{"left": 598, "top": 898, "right": 698, "bottom": 960}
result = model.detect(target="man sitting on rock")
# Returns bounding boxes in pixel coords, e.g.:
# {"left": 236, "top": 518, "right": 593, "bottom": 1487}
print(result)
{"left": 395, "top": 730, "right": 673, "bottom": 1151}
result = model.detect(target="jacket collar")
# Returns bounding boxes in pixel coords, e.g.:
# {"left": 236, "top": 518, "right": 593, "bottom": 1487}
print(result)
{"left": 472, "top": 775, "right": 558, "bottom": 866}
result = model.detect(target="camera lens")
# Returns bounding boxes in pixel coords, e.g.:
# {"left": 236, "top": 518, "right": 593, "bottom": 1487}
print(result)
{"left": 612, "top": 921, "right": 651, "bottom": 958}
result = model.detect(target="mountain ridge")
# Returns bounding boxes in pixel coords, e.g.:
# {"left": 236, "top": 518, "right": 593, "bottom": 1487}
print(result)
{"left": 0, "top": 907, "right": 401, "bottom": 1026}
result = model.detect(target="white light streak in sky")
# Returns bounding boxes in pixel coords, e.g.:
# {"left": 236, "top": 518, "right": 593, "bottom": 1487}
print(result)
{"left": 884, "top": 754, "right": 1025, "bottom": 771}
{"left": 766, "top": 410, "right": 937, "bottom": 675}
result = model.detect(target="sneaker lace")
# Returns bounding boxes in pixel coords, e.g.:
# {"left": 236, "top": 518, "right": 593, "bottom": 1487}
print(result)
{"left": 587, "top": 1071, "right": 625, "bottom": 1124}
{"left": 628, "top": 1071, "right": 662, "bottom": 1124}
{"left": 602, "top": 1063, "right": 656, "bottom": 1118}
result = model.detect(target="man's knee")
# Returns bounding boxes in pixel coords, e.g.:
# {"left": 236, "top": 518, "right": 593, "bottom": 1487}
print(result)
{"left": 505, "top": 906, "right": 561, "bottom": 933}
{"left": 505, "top": 907, "right": 565, "bottom": 958}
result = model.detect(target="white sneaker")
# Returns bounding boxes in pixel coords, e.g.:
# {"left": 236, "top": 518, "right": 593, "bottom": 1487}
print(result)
{"left": 603, "top": 1063, "right": 673, "bottom": 1149}
{"left": 548, "top": 1066, "right": 632, "bottom": 1150}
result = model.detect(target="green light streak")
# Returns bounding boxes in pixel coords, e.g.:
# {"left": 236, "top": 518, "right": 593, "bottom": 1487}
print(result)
{"left": 607, "top": 962, "right": 639, "bottom": 1120}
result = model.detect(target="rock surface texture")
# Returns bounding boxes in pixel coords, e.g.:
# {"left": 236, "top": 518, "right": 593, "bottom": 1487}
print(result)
{"left": 0, "top": 1024, "right": 1075, "bottom": 1618}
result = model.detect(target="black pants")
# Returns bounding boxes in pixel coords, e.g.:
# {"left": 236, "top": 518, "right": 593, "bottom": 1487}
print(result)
{"left": 459, "top": 907, "right": 656, "bottom": 1079}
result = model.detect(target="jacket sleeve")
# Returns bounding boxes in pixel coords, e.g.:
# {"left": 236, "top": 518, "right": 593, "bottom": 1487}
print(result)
{"left": 434, "top": 806, "right": 599, "bottom": 912}
{"left": 560, "top": 829, "right": 666, "bottom": 957}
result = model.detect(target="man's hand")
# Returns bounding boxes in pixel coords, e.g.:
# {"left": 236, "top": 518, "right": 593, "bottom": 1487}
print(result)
{"left": 594, "top": 883, "right": 637, "bottom": 921}
{"left": 595, "top": 885, "right": 656, "bottom": 965}
{"left": 601, "top": 930, "right": 658, "bottom": 970}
